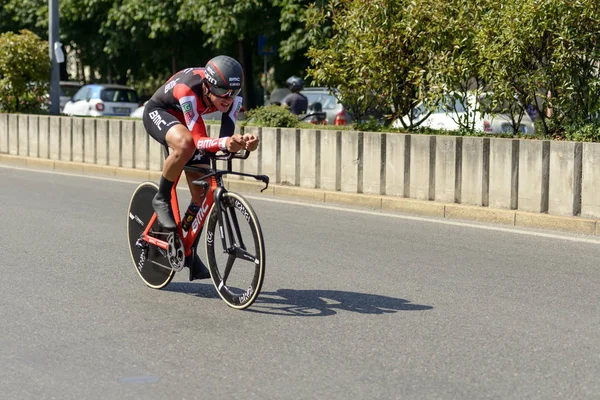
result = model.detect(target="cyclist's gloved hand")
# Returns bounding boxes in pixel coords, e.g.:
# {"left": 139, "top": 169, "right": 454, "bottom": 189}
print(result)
{"left": 226, "top": 134, "right": 246, "bottom": 153}
{"left": 243, "top": 134, "right": 259, "bottom": 152}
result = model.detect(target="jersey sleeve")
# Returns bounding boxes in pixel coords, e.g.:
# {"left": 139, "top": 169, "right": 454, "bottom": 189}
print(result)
{"left": 219, "top": 96, "right": 243, "bottom": 138}
{"left": 173, "top": 83, "right": 227, "bottom": 152}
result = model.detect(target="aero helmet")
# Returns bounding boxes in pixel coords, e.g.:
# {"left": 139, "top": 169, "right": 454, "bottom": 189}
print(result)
{"left": 204, "top": 55, "right": 244, "bottom": 98}
{"left": 286, "top": 76, "right": 304, "bottom": 92}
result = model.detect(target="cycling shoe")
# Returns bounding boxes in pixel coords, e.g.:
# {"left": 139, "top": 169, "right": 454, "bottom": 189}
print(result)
{"left": 152, "top": 195, "right": 177, "bottom": 231}
{"left": 188, "top": 253, "right": 211, "bottom": 281}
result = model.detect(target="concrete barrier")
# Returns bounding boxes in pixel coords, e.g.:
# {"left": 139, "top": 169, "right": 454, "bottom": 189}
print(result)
{"left": 8, "top": 114, "right": 18, "bottom": 155}
{"left": 518, "top": 139, "right": 550, "bottom": 213}
{"left": 0, "top": 114, "right": 7, "bottom": 154}
{"left": 242, "top": 126, "right": 260, "bottom": 180}
{"left": 96, "top": 119, "right": 108, "bottom": 165}
{"left": 320, "top": 129, "right": 339, "bottom": 191}
{"left": 362, "top": 132, "right": 383, "bottom": 195}
{"left": 260, "top": 127, "right": 278, "bottom": 184}
{"left": 49, "top": 117, "right": 60, "bottom": 160}
{"left": 28, "top": 115, "right": 39, "bottom": 158}
{"left": 39, "top": 116, "right": 50, "bottom": 159}
{"left": 461, "top": 137, "right": 489, "bottom": 207}
{"left": 582, "top": 143, "right": 600, "bottom": 218}
{"left": 548, "top": 141, "right": 582, "bottom": 216}
{"left": 434, "top": 136, "right": 459, "bottom": 203}
{"left": 72, "top": 117, "right": 84, "bottom": 162}
{"left": 340, "top": 131, "right": 360, "bottom": 193}
{"left": 299, "top": 129, "right": 318, "bottom": 188}
{"left": 385, "top": 133, "right": 408, "bottom": 198}
{"left": 410, "top": 134, "right": 434, "bottom": 201}
{"left": 121, "top": 120, "right": 134, "bottom": 169}
{"left": 2, "top": 113, "right": 600, "bottom": 224}
{"left": 488, "top": 138, "right": 517, "bottom": 210}
{"left": 18, "top": 114, "right": 28, "bottom": 157}
{"left": 84, "top": 118, "right": 96, "bottom": 163}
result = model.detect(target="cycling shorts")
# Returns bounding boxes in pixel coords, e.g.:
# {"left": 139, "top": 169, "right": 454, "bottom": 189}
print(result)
{"left": 142, "top": 100, "right": 210, "bottom": 166}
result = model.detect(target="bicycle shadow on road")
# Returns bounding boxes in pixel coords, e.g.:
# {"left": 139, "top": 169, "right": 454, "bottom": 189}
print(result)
{"left": 248, "top": 289, "right": 433, "bottom": 317}
{"left": 165, "top": 284, "right": 433, "bottom": 317}
{"left": 166, "top": 281, "right": 221, "bottom": 299}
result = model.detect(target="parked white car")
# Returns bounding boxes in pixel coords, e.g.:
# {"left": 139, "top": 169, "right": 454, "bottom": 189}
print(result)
{"left": 63, "top": 84, "right": 141, "bottom": 117}
{"left": 130, "top": 101, "right": 147, "bottom": 119}
{"left": 58, "top": 81, "right": 83, "bottom": 113}
{"left": 393, "top": 92, "right": 536, "bottom": 135}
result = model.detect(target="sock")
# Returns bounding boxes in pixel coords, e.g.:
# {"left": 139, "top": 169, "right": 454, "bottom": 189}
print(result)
{"left": 156, "top": 175, "right": 175, "bottom": 201}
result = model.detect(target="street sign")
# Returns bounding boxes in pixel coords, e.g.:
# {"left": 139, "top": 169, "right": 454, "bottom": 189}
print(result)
{"left": 258, "top": 35, "right": 277, "bottom": 56}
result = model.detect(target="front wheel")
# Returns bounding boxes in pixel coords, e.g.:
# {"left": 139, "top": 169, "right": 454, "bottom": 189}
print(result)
{"left": 205, "top": 191, "right": 265, "bottom": 309}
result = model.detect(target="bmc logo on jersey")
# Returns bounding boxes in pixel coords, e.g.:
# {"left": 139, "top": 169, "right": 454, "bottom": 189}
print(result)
{"left": 164, "top": 78, "right": 179, "bottom": 94}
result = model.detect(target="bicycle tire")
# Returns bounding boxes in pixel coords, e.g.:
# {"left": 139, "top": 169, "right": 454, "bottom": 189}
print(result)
{"left": 127, "top": 182, "right": 175, "bottom": 289}
{"left": 205, "top": 192, "right": 265, "bottom": 309}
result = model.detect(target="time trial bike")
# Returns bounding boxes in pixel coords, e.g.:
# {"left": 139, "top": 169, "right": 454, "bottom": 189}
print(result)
{"left": 126, "top": 146, "right": 269, "bottom": 309}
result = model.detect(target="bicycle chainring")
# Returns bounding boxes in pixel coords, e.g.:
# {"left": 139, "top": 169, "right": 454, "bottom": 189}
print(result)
{"left": 166, "top": 233, "right": 185, "bottom": 272}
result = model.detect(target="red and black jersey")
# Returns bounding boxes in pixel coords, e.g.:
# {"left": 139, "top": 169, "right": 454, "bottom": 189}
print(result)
{"left": 149, "top": 68, "right": 242, "bottom": 152}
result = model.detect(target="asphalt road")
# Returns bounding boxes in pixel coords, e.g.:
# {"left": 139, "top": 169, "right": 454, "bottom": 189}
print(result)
{"left": 1, "top": 165, "right": 600, "bottom": 399}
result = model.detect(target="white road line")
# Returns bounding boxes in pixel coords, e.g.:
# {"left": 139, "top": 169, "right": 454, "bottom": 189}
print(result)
{"left": 245, "top": 195, "right": 600, "bottom": 245}
{"left": 0, "top": 164, "right": 141, "bottom": 184}
{"left": 3, "top": 163, "right": 600, "bottom": 245}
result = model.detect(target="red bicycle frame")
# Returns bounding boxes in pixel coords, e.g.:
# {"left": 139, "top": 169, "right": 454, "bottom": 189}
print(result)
{"left": 140, "top": 173, "right": 217, "bottom": 257}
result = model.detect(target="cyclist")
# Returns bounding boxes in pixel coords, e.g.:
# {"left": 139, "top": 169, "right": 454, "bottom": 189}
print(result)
{"left": 143, "top": 55, "right": 259, "bottom": 279}
{"left": 281, "top": 76, "right": 308, "bottom": 115}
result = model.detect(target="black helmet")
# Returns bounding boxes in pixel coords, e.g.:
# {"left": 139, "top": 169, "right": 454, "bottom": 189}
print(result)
{"left": 204, "top": 55, "right": 243, "bottom": 98}
{"left": 286, "top": 76, "right": 304, "bottom": 92}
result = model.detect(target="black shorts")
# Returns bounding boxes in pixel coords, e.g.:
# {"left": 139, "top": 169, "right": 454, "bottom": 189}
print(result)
{"left": 142, "top": 100, "right": 210, "bottom": 166}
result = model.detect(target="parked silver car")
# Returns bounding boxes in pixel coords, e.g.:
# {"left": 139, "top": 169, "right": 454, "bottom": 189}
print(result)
{"left": 63, "top": 84, "right": 141, "bottom": 117}
{"left": 300, "top": 87, "right": 351, "bottom": 126}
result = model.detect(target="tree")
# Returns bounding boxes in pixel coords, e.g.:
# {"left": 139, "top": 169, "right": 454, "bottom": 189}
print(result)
{"left": 306, "top": 0, "right": 444, "bottom": 126}
{"left": 417, "top": 0, "right": 493, "bottom": 132}
{"left": 0, "top": 29, "right": 50, "bottom": 113}
{"left": 477, "top": 0, "right": 600, "bottom": 136}
{"left": 1, "top": 0, "right": 47, "bottom": 37}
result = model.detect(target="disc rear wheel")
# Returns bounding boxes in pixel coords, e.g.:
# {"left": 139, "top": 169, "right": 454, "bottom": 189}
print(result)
{"left": 127, "top": 182, "right": 175, "bottom": 289}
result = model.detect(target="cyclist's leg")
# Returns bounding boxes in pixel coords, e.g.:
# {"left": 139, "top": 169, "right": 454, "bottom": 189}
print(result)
{"left": 184, "top": 162, "right": 212, "bottom": 280}
{"left": 143, "top": 103, "right": 195, "bottom": 230}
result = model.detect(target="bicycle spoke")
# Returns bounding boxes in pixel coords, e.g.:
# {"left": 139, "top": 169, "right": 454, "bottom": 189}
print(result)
{"left": 235, "top": 247, "right": 258, "bottom": 264}
{"left": 221, "top": 253, "right": 236, "bottom": 284}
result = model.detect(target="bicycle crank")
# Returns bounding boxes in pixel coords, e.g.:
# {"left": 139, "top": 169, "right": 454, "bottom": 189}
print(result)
{"left": 166, "top": 233, "right": 186, "bottom": 272}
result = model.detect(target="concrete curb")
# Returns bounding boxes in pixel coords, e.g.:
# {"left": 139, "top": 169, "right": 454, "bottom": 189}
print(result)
{"left": 2, "top": 153, "right": 599, "bottom": 236}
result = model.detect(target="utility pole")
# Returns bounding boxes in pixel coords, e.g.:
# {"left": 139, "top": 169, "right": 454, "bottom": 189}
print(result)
{"left": 48, "top": 0, "right": 60, "bottom": 115}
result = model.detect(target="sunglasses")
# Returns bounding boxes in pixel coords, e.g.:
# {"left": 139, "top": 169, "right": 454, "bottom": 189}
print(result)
{"left": 207, "top": 84, "right": 241, "bottom": 99}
